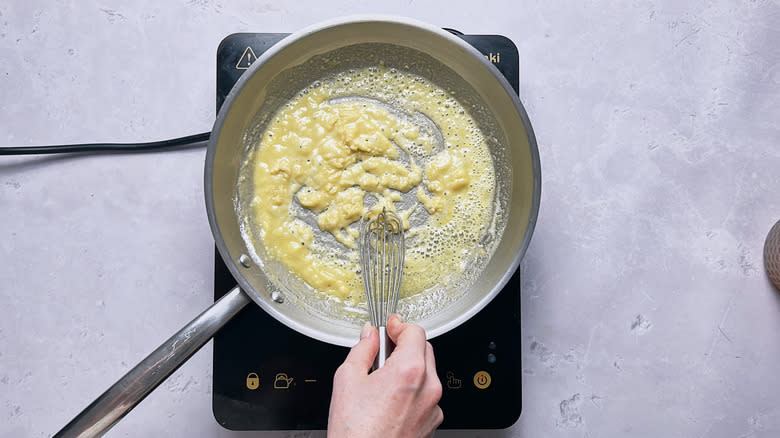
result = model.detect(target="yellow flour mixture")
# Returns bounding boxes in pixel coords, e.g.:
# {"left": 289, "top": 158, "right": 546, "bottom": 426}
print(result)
{"left": 245, "top": 65, "right": 496, "bottom": 305}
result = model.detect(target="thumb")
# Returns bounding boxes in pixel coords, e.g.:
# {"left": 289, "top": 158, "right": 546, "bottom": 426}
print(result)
{"left": 341, "top": 323, "right": 379, "bottom": 373}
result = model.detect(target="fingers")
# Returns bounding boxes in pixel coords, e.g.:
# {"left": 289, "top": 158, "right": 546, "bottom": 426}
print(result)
{"left": 340, "top": 323, "right": 379, "bottom": 374}
{"left": 386, "top": 313, "right": 404, "bottom": 337}
{"left": 386, "top": 314, "right": 427, "bottom": 364}
{"left": 423, "top": 341, "right": 443, "bottom": 416}
{"left": 422, "top": 343, "right": 444, "bottom": 434}
{"left": 420, "top": 342, "right": 444, "bottom": 435}
{"left": 424, "top": 341, "right": 437, "bottom": 376}
{"left": 424, "top": 342, "right": 442, "bottom": 399}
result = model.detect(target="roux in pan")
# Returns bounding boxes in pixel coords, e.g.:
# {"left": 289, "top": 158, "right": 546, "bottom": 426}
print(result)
{"left": 246, "top": 65, "right": 496, "bottom": 304}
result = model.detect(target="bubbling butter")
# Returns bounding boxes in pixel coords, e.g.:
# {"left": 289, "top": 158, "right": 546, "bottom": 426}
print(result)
{"left": 246, "top": 66, "right": 496, "bottom": 305}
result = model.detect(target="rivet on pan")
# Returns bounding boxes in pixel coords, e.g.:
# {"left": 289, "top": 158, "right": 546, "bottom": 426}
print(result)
{"left": 271, "top": 291, "right": 285, "bottom": 304}
{"left": 239, "top": 254, "right": 251, "bottom": 268}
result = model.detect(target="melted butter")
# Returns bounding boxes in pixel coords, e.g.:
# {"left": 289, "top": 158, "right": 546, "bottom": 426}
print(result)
{"left": 248, "top": 66, "right": 496, "bottom": 304}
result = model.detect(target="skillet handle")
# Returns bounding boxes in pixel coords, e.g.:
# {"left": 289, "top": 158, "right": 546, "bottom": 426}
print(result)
{"left": 54, "top": 286, "right": 249, "bottom": 438}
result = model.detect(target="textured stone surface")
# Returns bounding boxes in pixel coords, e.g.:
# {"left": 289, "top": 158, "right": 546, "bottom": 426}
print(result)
{"left": 1, "top": 1, "right": 779, "bottom": 437}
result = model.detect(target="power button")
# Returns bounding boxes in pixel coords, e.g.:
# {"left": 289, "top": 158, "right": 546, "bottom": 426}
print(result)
{"left": 473, "top": 371, "right": 491, "bottom": 389}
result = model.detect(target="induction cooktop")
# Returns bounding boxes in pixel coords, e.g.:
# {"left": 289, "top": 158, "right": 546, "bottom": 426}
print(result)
{"left": 212, "top": 31, "right": 522, "bottom": 430}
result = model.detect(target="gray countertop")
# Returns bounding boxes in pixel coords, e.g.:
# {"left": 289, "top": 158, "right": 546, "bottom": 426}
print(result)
{"left": 2, "top": 1, "right": 779, "bottom": 437}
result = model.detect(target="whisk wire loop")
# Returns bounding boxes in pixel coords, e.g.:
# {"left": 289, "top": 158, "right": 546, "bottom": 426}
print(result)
{"left": 360, "top": 208, "right": 405, "bottom": 332}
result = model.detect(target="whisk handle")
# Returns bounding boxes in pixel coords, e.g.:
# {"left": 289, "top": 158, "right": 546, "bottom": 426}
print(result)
{"left": 374, "top": 326, "right": 394, "bottom": 369}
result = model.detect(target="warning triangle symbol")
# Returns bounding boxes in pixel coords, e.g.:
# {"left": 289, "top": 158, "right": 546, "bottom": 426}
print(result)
{"left": 235, "top": 46, "right": 257, "bottom": 70}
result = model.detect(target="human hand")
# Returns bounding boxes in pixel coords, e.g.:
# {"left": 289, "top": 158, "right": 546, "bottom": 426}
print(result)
{"left": 328, "top": 314, "right": 443, "bottom": 438}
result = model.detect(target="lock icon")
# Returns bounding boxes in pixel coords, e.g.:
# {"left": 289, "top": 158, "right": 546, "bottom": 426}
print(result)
{"left": 246, "top": 372, "right": 259, "bottom": 390}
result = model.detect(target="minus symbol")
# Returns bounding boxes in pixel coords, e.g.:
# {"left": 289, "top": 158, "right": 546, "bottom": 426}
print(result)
{"left": 305, "top": 379, "right": 317, "bottom": 383}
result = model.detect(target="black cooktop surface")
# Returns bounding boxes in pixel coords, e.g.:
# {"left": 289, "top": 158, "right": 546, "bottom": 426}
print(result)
{"left": 212, "top": 31, "right": 522, "bottom": 431}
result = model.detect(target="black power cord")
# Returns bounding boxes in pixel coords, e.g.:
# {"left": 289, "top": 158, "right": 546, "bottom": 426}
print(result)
{"left": 0, "top": 132, "right": 210, "bottom": 155}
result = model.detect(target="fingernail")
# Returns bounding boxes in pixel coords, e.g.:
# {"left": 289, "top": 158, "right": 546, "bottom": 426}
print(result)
{"left": 360, "top": 322, "right": 372, "bottom": 339}
{"left": 393, "top": 314, "right": 403, "bottom": 324}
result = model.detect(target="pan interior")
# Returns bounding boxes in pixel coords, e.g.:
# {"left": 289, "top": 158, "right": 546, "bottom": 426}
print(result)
{"left": 234, "top": 42, "right": 512, "bottom": 331}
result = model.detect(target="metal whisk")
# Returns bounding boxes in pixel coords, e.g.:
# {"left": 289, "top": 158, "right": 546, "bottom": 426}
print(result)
{"left": 360, "top": 208, "right": 405, "bottom": 369}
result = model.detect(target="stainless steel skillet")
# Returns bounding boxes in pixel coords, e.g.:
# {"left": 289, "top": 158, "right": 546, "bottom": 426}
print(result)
{"left": 55, "top": 15, "right": 540, "bottom": 437}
